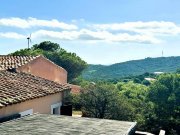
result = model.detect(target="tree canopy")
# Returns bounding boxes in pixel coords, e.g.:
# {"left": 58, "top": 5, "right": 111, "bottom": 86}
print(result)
{"left": 11, "top": 41, "right": 87, "bottom": 81}
{"left": 80, "top": 82, "right": 134, "bottom": 121}
{"left": 147, "top": 74, "right": 180, "bottom": 134}
{"left": 176, "top": 68, "right": 180, "bottom": 73}
{"left": 72, "top": 73, "right": 180, "bottom": 135}
{"left": 32, "top": 41, "right": 60, "bottom": 51}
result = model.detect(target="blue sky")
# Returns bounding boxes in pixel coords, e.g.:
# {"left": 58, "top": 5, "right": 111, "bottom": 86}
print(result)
{"left": 0, "top": 0, "right": 180, "bottom": 64}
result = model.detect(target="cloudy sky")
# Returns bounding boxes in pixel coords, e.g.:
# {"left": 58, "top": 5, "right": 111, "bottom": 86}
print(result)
{"left": 0, "top": 0, "right": 180, "bottom": 64}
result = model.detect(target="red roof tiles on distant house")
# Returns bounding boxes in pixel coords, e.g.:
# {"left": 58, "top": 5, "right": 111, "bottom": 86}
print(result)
{"left": 70, "top": 84, "right": 81, "bottom": 94}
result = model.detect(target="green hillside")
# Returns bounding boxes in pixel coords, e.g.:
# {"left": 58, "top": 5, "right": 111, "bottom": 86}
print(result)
{"left": 82, "top": 56, "right": 180, "bottom": 80}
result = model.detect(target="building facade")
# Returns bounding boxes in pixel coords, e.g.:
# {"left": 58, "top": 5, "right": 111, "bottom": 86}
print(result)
{"left": 0, "top": 67, "right": 70, "bottom": 120}
{"left": 0, "top": 55, "right": 67, "bottom": 84}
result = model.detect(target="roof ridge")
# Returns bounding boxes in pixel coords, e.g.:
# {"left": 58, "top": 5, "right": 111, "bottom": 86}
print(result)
{"left": 0, "top": 55, "right": 41, "bottom": 70}
{"left": 0, "top": 55, "right": 41, "bottom": 57}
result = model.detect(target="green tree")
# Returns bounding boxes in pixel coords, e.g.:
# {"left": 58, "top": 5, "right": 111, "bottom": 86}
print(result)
{"left": 12, "top": 48, "right": 43, "bottom": 56}
{"left": 71, "top": 93, "right": 82, "bottom": 110}
{"left": 176, "top": 68, "right": 180, "bottom": 73}
{"left": 80, "top": 82, "right": 134, "bottom": 121}
{"left": 148, "top": 73, "right": 180, "bottom": 135}
{"left": 133, "top": 78, "right": 142, "bottom": 84}
{"left": 119, "top": 82, "right": 150, "bottom": 129}
{"left": 11, "top": 41, "right": 87, "bottom": 81}
{"left": 142, "top": 80, "right": 151, "bottom": 86}
{"left": 32, "top": 41, "right": 60, "bottom": 51}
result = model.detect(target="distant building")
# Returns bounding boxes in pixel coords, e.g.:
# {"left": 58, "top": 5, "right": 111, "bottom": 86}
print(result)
{"left": 0, "top": 114, "right": 137, "bottom": 135}
{"left": 70, "top": 84, "right": 81, "bottom": 94}
{"left": 144, "top": 77, "right": 156, "bottom": 81}
{"left": 154, "top": 72, "right": 164, "bottom": 75}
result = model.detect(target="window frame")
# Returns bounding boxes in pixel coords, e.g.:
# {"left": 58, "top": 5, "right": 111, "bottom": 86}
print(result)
{"left": 51, "top": 102, "right": 62, "bottom": 115}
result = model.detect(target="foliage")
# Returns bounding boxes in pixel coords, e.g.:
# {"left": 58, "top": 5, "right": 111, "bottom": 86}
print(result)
{"left": 82, "top": 57, "right": 180, "bottom": 81}
{"left": 142, "top": 80, "right": 151, "bottom": 86}
{"left": 71, "top": 72, "right": 180, "bottom": 134}
{"left": 80, "top": 82, "right": 134, "bottom": 120}
{"left": 12, "top": 48, "right": 43, "bottom": 56}
{"left": 147, "top": 73, "right": 180, "bottom": 135}
{"left": 176, "top": 68, "right": 180, "bottom": 73}
{"left": 11, "top": 41, "right": 87, "bottom": 81}
{"left": 70, "top": 76, "right": 91, "bottom": 87}
{"left": 133, "top": 78, "right": 142, "bottom": 83}
{"left": 32, "top": 41, "right": 60, "bottom": 51}
{"left": 118, "top": 82, "right": 150, "bottom": 129}
{"left": 71, "top": 93, "right": 82, "bottom": 110}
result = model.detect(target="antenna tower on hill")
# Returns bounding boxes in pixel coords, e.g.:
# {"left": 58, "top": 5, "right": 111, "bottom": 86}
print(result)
{"left": 162, "top": 50, "right": 164, "bottom": 57}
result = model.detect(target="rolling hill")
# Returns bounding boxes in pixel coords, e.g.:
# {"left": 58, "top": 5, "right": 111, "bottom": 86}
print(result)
{"left": 82, "top": 56, "right": 180, "bottom": 81}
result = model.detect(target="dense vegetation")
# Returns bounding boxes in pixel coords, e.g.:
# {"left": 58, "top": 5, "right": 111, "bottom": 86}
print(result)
{"left": 80, "top": 82, "right": 134, "bottom": 120}
{"left": 11, "top": 41, "right": 87, "bottom": 81}
{"left": 82, "top": 56, "right": 180, "bottom": 81}
{"left": 72, "top": 72, "right": 180, "bottom": 135}
{"left": 147, "top": 73, "right": 180, "bottom": 134}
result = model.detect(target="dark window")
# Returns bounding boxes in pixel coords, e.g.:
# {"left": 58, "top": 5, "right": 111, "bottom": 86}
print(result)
{"left": 53, "top": 107, "right": 59, "bottom": 114}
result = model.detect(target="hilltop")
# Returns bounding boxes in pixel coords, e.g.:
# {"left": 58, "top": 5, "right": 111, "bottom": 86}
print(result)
{"left": 82, "top": 56, "right": 180, "bottom": 81}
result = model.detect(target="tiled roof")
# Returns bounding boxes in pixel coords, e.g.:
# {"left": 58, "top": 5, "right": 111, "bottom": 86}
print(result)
{"left": 0, "top": 71, "right": 70, "bottom": 108}
{"left": 0, "top": 114, "right": 137, "bottom": 135}
{"left": 0, "top": 55, "right": 39, "bottom": 70}
{"left": 70, "top": 84, "right": 81, "bottom": 94}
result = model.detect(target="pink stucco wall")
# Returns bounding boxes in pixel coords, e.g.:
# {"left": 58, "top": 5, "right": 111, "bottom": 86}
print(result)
{"left": 0, "top": 93, "right": 62, "bottom": 117}
{"left": 17, "top": 56, "right": 67, "bottom": 84}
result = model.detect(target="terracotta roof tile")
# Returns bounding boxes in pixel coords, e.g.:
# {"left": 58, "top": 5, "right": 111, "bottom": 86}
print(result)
{"left": 70, "top": 84, "right": 81, "bottom": 94}
{"left": 0, "top": 71, "right": 70, "bottom": 108}
{"left": 0, "top": 55, "right": 39, "bottom": 70}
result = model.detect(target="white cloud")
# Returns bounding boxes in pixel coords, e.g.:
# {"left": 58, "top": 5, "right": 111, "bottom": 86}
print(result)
{"left": 0, "top": 32, "right": 26, "bottom": 39}
{"left": 0, "top": 18, "right": 179, "bottom": 44}
{"left": 0, "top": 17, "right": 78, "bottom": 30}
{"left": 93, "top": 21, "right": 180, "bottom": 35}
{"left": 31, "top": 29, "right": 161, "bottom": 44}
{"left": 32, "top": 30, "right": 79, "bottom": 40}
